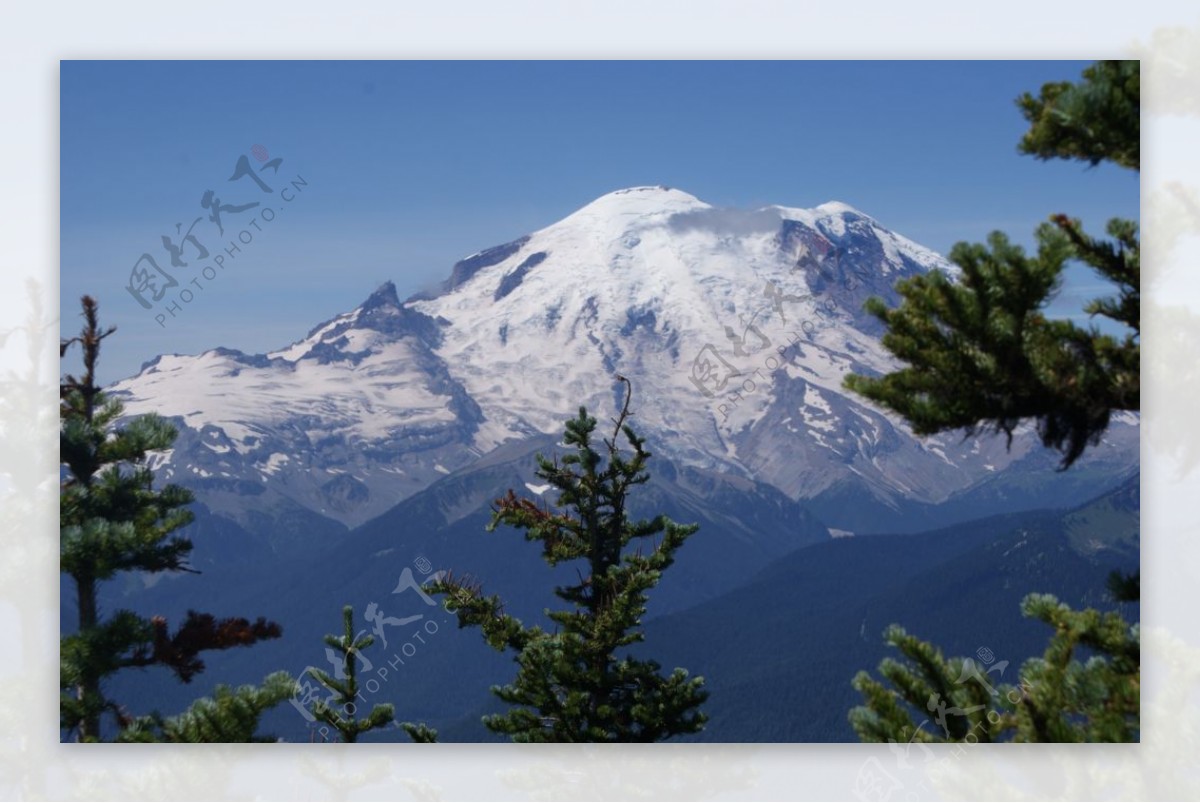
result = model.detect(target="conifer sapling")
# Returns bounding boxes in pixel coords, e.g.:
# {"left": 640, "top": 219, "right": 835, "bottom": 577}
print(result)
{"left": 429, "top": 378, "right": 709, "bottom": 742}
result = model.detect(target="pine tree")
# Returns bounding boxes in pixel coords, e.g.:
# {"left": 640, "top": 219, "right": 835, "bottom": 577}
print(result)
{"left": 1015, "top": 59, "right": 1138, "bottom": 171}
{"left": 304, "top": 605, "right": 437, "bottom": 743}
{"left": 117, "top": 672, "right": 298, "bottom": 743}
{"left": 849, "top": 625, "right": 1006, "bottom": 746}
{"left": 60, "top": 295, "right": 290, "bottom": 741}
{"left": 429, "top": 379, "right": 708, "bottom": 742}
{"left": 1006, "top": 594, "right": 1139, "bottom": 742}
{"left": 849, "top": 595, "right": 1139, "bottom": 744}
{"left": 843, "top": 60, "right": 1139, "bottom": 470}
{"left": 842, "top": 61, "right": 1141, "bottom": 744}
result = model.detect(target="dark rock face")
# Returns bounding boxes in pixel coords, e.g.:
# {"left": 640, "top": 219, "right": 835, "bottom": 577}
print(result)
{"left": 777, "top": 217, "right": 914, "bottom": 336}
{"left": 321, "top": 473, "right": 370, "bottom": 513}
{"left": 494, "top": 251, "right": 548, "bottom": 301}
{"left": 409, "top": 237, "right": 531, "bottom": 301}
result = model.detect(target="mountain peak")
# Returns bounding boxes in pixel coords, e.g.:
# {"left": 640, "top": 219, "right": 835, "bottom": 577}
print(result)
{"left": 361, "top": 280, "right": 401, "bottom": 311}
{"left": 563, "top": 185, "right": 710, "bottom": 223}
{"left": 611, "top": 184, "right": 682, "bottom": 196}
{"left": 814, "top": 200, "right": 869, "bottom": 219}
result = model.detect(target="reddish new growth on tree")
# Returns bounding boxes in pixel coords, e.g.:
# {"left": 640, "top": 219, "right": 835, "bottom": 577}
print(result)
{"left": 60, "top": 295, "right": 286, "bottom": 741}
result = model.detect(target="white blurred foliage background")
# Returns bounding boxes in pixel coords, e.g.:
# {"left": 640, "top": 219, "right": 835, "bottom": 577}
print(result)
{"left": 3, "top": 3, "right": 1196, "bottom": 799}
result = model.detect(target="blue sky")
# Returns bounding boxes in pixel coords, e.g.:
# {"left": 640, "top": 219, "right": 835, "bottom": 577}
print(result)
{"left": 60, "top": 60, "right": 1139, "bottom": 383}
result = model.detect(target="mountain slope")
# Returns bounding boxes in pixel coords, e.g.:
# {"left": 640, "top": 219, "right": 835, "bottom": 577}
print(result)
{"left": 97, "top": 434, "right": 830, "bottom": 741}
{"left": 641, "top": 475, "right": 1140, "bottom": 742}
{"left": 111, "top": 282, "right": 483, "bottom": 531}
{"left": 108, "top": 186, "right": 1138, "bottom": 545}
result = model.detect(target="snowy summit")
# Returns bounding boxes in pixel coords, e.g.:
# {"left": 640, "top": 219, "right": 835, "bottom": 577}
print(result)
{"left": 109, "top": 187, "right": 1135, "bottom": 533}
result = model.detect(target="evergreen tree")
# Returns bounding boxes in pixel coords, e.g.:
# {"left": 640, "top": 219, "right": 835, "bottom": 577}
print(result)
{"left": 117, "top": 672, "right": 298, "bottom": 743}
{"left": 305, "top": 605, "right": 436, "bottom": 743}
{"left": 60, "top": 295, "right": 290, "bottom": 741}
{"left": 429, "top": 380, "right": 708, "bottom": 742}
{"left": 850, "top": 625, "right": 1006, "bottom": 746}
{"left": 1009, "top": 594, "right": 1139, "bottom": 742}
{"left": 1016, "top": 59, "right": 1139, "bottom": 170}
{"left": 842, "top": 61, "right": 1141, "bottom": 744}
{"left": 849, "top": 595, "right": 1139, "bottom": 744}
{"left": 844, "top": 59, "right": 1139, "bottom": 470}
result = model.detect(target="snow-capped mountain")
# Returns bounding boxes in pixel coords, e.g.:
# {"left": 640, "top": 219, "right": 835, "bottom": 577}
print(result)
{"left": 109, "top": 185, "right": 1139, "bottom": 535}
{"left": 113, "top": 285, "right": 484, "bottom": 528}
